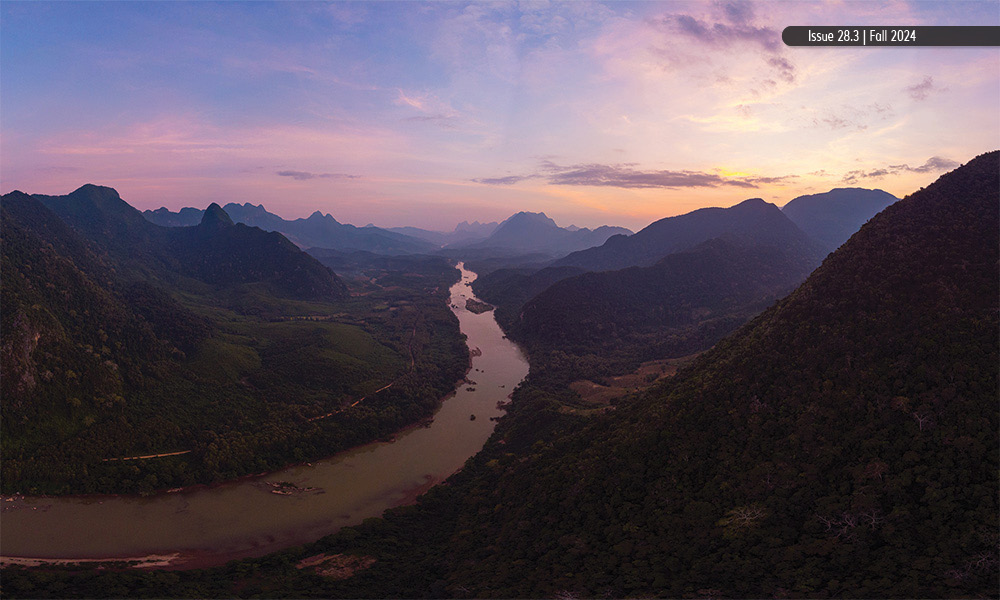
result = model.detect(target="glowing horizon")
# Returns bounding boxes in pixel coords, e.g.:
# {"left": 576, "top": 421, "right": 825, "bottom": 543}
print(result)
{"left": 2, "top": 1, "right": 998, "bottom": 232}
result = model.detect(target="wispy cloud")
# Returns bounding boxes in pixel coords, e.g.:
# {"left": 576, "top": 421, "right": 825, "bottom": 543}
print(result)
{"left": 474, "top": 161, "right": 797, "bottom": 190}
{"left": 276, "top": 170, "right": 360, "bottom": 181}
{"left": 471, "top": 174, "right": 537, "bottom": 185}
{"left": 904, "top": 76, "right": 945, "bottom": 101}
{"left": 842, "top": 156, "right": 959, "bottom": 183}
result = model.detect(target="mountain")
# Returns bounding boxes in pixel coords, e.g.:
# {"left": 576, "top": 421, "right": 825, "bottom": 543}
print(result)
{"left": 1, "top": 192, "right": 209, "bottom": 412}
{"left": 553, "top": 198, "right": 825, "bottom": 271}
{"left": 168, "top": 204, "right": 349, "bottom": 301}
{"left": 470, "top": 265, "right": 589, "bottom": 328}
{"left": 144, "top": 203, "right": 436, "bottom": 255}
{"left": 782, "top": 187, "right": 898, "bottom": 252}
{"left": 473, "top": 199, "right": 827, "bottom": 340}
{"left": 514, "top": 236, "right": 817, "bottom": 360}
{"left": 454, "top": 220, "right": 499, "bottom": 237}
{"left": 40, "top": 187, "right": 347, "bottom": 302}
{"left": 143, "top": 206, "right": 204, "bottom": 227}
{"left": 1, "top": 185, "right": 467, "bottom": 497}
{"left": 305, "top": 151, "right": 996, "bottom": 598}
{"left": 385, "top": 221, "right": 499, "bottom": 247}
{"left": 462, "top": 211, "right": 633, "bottom": 257}
{"left": 5, "top": 154, "right": 997, "bottom": 597}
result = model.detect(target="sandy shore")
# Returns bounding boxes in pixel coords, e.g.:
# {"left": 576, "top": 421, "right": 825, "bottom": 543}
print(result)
{"left": 0, "top": 553, "right": 182, "bottom": 569}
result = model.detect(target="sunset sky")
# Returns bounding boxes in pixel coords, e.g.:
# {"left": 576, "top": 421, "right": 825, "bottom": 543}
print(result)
{"left": 2, "top": 1, "right": 998, "bottom": 231}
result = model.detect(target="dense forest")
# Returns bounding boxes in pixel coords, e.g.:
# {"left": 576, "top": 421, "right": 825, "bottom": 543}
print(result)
{"left": 6, "top": 152, "right": 993, "bottom": 598}
{"left": 0, "top": 188, "right": 469, "bottom": 495}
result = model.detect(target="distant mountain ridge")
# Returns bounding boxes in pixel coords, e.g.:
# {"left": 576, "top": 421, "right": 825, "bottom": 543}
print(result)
{"left": 553, "top": 198, "right": 825, "bottom": 271}
{"left": 474, "top": 198, "right": 827, "bottom": 336}
{"left": 461, "top": 211, "right": 633, "bottom": 257}
{"left": 782, "top": 187, "right": 898, "bottom": 252}
{"left": 144, "top": 203, "right": 437, "bottom": 255}
{"left": 386, "top": 220, "right": 499, "bottom": 246}
{"left": 35, "top": 185, "right": 347, "bottom": 302}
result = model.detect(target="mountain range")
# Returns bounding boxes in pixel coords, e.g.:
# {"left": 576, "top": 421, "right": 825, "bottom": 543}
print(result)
{"left": 553, "top": 197, "right": 825, "bottom": 271}
{"left": 474, "top": 197, "right": 828, "bottom": 347}
{"left": 1, "top": 154, "right": 996, "bottom": 598}
{"left": 0, "top": 184, "right": 471, "bottom": 496}
{"left": 144, "top": 203, "right": 438, "bottom": 255}
{"left": 39, "top": 185, "right": 347, "bottom": 301}
{"left": 459, "top": 211, "right": 633, "bottom": 257}
{"left": 385, "top": 220, "right": 499, "bottom": 247}
{"left": 199, "top": 150, "right": 995, "bottom": 599}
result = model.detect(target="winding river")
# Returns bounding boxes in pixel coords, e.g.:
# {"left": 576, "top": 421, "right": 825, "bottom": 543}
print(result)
{"left": 0, "top": 263, "right": 528, "bottom": 569}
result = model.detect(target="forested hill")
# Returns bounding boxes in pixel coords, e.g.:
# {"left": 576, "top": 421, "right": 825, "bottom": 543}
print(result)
{"left": 514, "top": 237, "right": 816, "bottom": 360}
{"left": 177, "top": 151, "right": 998, "bottom": 599}
{"left": 167, "top": 203, "right": 349, "bottom": 301}
{"left": 553, "top": 197, "right": 825, "bottom": 271}
{"left": 34, "top": 185, "right": 347, "bottom": 302}
{"left": 1, "top": 192, "right": 209, "bottom": 411}
{"left": 411, "top": 150, "right": 999, "bottom": 597}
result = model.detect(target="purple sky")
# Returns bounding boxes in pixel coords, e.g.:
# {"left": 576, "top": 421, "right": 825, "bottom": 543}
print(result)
{"left": 2, "top": 1, "right": 998, "bottom": 231}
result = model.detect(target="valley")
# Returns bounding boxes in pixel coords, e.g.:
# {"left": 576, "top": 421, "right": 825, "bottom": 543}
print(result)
{"left": 3, "top": 152, "right": 993, "bottom": 599}
{"left": 0, "top": 264, "right": 529, "bottom": 569}
{"left": 2, "top": 4, "right": 997, "bottom": 597}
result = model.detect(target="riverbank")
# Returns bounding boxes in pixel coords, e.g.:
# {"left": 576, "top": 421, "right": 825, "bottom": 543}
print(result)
{"left": 0, "top": 262, "right": 529, "bottom": 571}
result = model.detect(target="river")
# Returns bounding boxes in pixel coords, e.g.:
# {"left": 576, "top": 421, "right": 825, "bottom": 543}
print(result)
{"left": 0, "top": 263, "right": 528, "bottom": 569}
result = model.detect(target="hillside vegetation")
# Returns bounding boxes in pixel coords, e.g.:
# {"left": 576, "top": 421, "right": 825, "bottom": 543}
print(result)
{"left": 3, "top": 153, "right": 996, "bottom": 598}
{"left": 1, "top": 188, "right": 467, "bottom": 495}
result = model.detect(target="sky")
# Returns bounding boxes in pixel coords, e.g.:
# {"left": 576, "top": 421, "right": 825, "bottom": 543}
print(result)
{"left": 2, "top": 1, "right": 998, "bottom": 232}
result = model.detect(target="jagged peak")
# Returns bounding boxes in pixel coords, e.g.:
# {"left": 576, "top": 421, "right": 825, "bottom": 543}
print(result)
{"left": 200, "top": 203, "right": 234, "bottom": 228}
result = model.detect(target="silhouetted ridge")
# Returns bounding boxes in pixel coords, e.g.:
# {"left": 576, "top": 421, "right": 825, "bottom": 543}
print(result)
{"left": 782, "top": 187, "right": 898, "bottom": 252}
{"left": 145, "top": 202, "right": 433, "bottom": 254}
{"left": 462, "top": 210, "right": 632, "bottom": 257}
{"left": 35, "top": 186, "right": 348, "bottom": 301}
{"left": 199, "top": 202, "right": 234, "bottom": 229}
{"left": 554, "top": 197, "right": 824, "bottom": 271}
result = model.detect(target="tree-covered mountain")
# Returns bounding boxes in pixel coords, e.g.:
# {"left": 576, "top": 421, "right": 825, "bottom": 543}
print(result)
{"left": 514, "top": 237, "right": 817, "bottom": 362}
{"left": 553, "top": 197, "right": 825, "bottom": 271}
{"left": 472, "top": 198, "right": 828, "bottom": 350}
{"left": 294, "top": 150, "right": 991, "bottom": 598}
{"left": 0, "top": 186, "right": 467, "bottom": 496}
{"left": 1, "top": 192, "right": 210, "bottom": 414}
{"left": 37, "top": 187, "right": 347, "bottom": 302}
{"left": 3, "top": 154, "right": 996, "bottom": 598}
{"left": 54, "top": 151, "right": 991, "bottom": 599}
{"left": 168, "top": 203, "right": 349, "bottom": 301}
{"left": 459, "top": 211, "right": 632, "bottom": 258}
{"left": 468, "top": 265, "right": 588, "bottom": 328}
{"left": 782, "top": 187, "right": 898, "bottom": 253}
{"left": 144, "top": 202, "right": 436, "bottom": 255}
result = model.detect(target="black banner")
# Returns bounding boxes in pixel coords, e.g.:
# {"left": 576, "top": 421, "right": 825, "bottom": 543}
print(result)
{"left": 782, "top": 26, "right": 1000, "bottom": 47}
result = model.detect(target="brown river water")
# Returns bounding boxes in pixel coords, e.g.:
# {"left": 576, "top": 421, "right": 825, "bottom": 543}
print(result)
{"left": 0, "top": 263, "right": 528, "bottom": 569}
